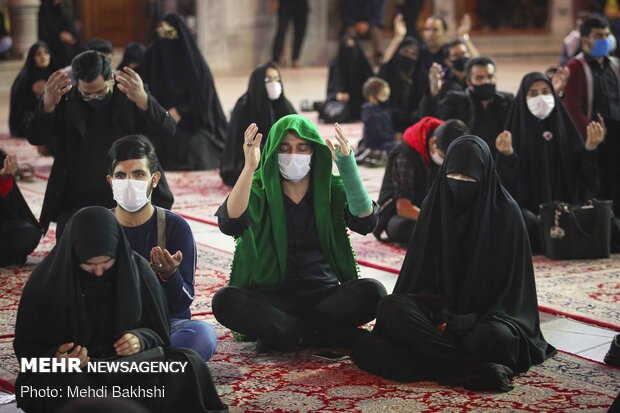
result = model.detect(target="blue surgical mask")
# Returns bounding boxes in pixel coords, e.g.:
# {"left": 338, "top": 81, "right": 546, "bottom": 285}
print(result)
{"left": 590, "top": 38, "right": 612, "bottom": 59}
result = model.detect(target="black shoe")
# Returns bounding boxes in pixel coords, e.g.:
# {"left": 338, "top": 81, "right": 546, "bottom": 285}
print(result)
{"left": 604, "top": 334, "right": 620, "bottom": 367}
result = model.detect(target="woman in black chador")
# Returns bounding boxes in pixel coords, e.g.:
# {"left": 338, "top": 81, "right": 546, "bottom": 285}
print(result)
{"left": 140, "top": 14, "right": 228, "bottom": 170}
{"left": 219, "top": 62, "right": 295, "bottom": 186}
{"left": 496, "top": 72, "right": 605, "bottom": 252}
{"left": 319, "top": 34, "right": 374, "bottom": 123}
{"left": 9, "top": 41, "right": 56, "bottom": 138}
{"left": 353, "top": 136, "right": 556, "bottom": 392}
{"left": 14, "top": 207, "right": 228, "bottom": 413}
{"left": 37, "top": 0, "right": 79, "bottom": 68}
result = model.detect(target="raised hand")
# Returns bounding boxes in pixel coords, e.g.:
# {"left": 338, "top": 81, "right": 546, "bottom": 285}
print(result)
{"left": 393, "top": 13, "right": 407, "bottom": 39}
{"left": 243, "top": 123, "right": 263, "bottom": 171}
{"left": 585, "top": 120, "right": 605, "bottom": 151}
{"left": 457, "top": 14, "right": 472, "bottom": 39}
{"left": 0, "top": 153, "right": 17, "bottom": 177}
{"left": 326, "top": 123, "right": 352, "bottom": 160}
{"left": 495, "top": 130, "right": 514, "bottom": 156}
{"left": 150, "top": 246, "right": 183, "bottom": 279}
{"left": 115, "top": 66, "right": 148, "bottom": 111}
{"left": 43, "top": 70, "right": 73, "bottom": 113}
{"left": 551, "top": 66, "right": 570, "bottom": 95}
{"left": 429, "top": 63, "right": 443, "bottom": 97}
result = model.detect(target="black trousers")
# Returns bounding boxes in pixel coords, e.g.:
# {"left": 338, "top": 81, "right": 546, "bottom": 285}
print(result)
{"left": 272, "top": 0, "right": 309, "bottom": 62}
{"left": 352, "top": 294, "right": 516, "bottom": 391}
{"left": 0, "top": 220, "right": 41, "bottom": 265}
{"left": 385, "top": 215, "right": 416, "bottom": 245}
{"left": 212, "top": 279, "right": 387, "bottom": 350}
{"left": 598, "top": 118, "right": 620, "bottom": 218}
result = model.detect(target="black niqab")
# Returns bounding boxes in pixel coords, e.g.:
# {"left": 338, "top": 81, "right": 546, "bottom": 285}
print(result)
{"left": 140, "top": 14, "right": 227, "bottom": 139}
{"left": 395, "top": 136, "right": 555, "bottom": 372}
{"left": 9, "top": 42, "right": 56, "bottom": 137}
{"left": 219, "top": 63, "right": 296, "bottom": 186}
{"left": 378, "top": 37, "right": 426, "bottom": 112}
{"left": 504, "top": 72, "right": 594, "bottom": 212}
{"left": 14, "top": 207, "right": 169, "bottom": 361}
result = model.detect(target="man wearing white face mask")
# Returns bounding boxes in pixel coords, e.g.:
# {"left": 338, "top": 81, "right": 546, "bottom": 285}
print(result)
{"left": 375, "top": 117, "right": 470, "bottom": 244}
{"left": 496, "top": 72, "right": 610, "bottom": 253}
{"left": 213, "top": 115, "right": 387, "bottom": 354}
{"left": 107, "top": 135, "right": 218, "bottom": 361}
{"left": 564, "top": 16, "right": 620, "bottom": 219}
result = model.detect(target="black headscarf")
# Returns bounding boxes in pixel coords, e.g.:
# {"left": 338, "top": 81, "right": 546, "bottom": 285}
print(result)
{"left": 504, "top": 72, "right": 594, "bottom": 212}
{"left": 140, "top": 13, "right": 228, "bottom": 140}
{"left": 329, "top": 35, "right": 374, "bottom": 119}
{"left": 394, "top": 136, "right": 555, "bottom": 373}
{"left": 219, "top": 62, "right": 296, "bottom": 186}
{"left": 0, "top": 151, "right": 40, "bottom": 229}
{"left": 116, "top": 42, "right": 146, "bottom": 71}
{"left": 378, "top": 37, "right": 426, "bottom": 112}
{"left": 14, "top": 207, "right": 169, "bottom": 361}
{"left": 9, "top": 42, "right": 56, "bottom": 137}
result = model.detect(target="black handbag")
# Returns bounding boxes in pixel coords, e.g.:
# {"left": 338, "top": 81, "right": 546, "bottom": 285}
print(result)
{"left": 539, "top": 200, "right": 612, "bottom": 260}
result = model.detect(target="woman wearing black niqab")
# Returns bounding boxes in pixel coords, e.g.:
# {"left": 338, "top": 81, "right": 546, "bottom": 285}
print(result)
{"left": 219, "top": 62, "right": 296, "bottom": 186}
{"left": 378, "top": 36, "right": 427, "bottom": 132}
{"left": 14, "top": 207, "right": 228, "bottom": 413}
{"left": 496, "top": 72, "right": 603, "bottom": 251}
{"left": 352, "top": 136, "right": 556, "bottom": 392}
{"left": 140, "top": 14, "right": 228, "bottom": 170}
{"left": 9, "top": 41, "right": 56, "bottom": 138}
{"left": 319, "top": 35, "right": 374, "bottom": 123}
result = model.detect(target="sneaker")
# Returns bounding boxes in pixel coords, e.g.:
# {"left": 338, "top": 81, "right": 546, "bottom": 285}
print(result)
{"left": 365, "top": 150, "right": 387, "bottom": 168}
{"left": 355, "top": 148, "right": 372, "bottom": 165}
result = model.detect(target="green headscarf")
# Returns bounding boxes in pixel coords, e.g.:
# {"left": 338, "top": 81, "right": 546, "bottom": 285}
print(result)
{"left": 229, "top": 114, "right": 359, "bottom": 289}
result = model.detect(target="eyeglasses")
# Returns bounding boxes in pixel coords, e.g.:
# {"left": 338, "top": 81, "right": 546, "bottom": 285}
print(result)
{"left": 78, "top": 79, "right": 114, "bottom": 101}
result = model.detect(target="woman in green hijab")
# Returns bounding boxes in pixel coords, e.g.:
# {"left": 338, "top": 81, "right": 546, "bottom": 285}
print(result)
{"left": 213, "top": 115, "right": 386, "bottom": 352}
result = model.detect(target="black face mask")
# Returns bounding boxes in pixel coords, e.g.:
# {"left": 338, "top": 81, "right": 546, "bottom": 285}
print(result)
{"left": 447, "top": 178, "right": 479, "bottom": 211}
{"left": 85, "top": 91, "right": 113, "bottom": 110}
{"left": 396, "top": 54, "right": 417, "bottom": 71}
{"left": 451, "top": 57, "right": 468, "bottom": 72}
{"left": 470, "top": 83, "right": 496, "bottom": 101}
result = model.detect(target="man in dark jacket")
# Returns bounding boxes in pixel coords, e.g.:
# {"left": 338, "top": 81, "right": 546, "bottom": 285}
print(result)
{"left": 26, "top": 50, "right": 176, "bottom": 239}
{"left": 434, "top": 56, "right": 514, "bottom": 155}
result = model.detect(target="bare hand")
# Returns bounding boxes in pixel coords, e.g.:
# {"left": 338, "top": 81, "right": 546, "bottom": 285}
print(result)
{"left": 336, "top": 92, "right": 350, "bottom": 102}
{"left": 495, "top": 130, "right": 514, "bottom": 155}
{"left": 168, "top": 107, "right": 181, "bottom": 124}
{"left": 43, "top": 70, "right": 73, "bottom": 113}
{"left": 32, "top": 80, "right": 46, "bottom": 97}
{"left": 457, "top": 14, "right": 472, "bottom": 39}
{"left": 393, "top": 13, "right": 407, "bottom": 39}
{"left": 551, "top": 66, "right": 570, "bottom": 95}
{"left": 56, "top": 342, "right": 89, "bottom": 368}
{"left": 115, "top": 67, "right": 148, "bottom": 111}
{"left": 429, "top": 63, "right": 443, "bottom": 97}
{"left": 114, "top": 333, "right": 141, "bottom": 356}
{"left": 150, "top": 246, "right": 183, "bottom": 278}
{"left": 585, "top": 120, "right": 605, "bottom": 150}
{"left": 326, "top": 123, "right": 352, "bottom": 160}
{"left": 243, "top": 123, "right": 263, "bottom": 171}
{"left": 59, "top": 31, "right": 76, "bottom": 44}
{"left": 0, "top": 154, "right": 17, "bottom": 177}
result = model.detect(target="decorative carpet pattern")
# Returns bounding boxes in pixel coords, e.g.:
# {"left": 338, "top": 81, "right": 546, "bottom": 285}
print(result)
{"left": 1, "top": 134, "right": 620, "bottom": 411}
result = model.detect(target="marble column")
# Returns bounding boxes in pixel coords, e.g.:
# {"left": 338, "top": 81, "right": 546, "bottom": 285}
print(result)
{"left": 8, "top": 0, "right": 39, "bottom": 57}
{"left": 549, "top": 0, "right": 573, "bottom": 36}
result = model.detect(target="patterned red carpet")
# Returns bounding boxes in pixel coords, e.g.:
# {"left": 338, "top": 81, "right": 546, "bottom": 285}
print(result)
{"left": 1, "top": 132, "right": 620, "bottom": 410}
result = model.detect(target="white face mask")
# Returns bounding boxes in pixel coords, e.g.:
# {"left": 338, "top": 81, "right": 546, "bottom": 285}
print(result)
{"left": 278, "top": 153, "right": 311, "bottom": 182}
{"left": 526, "top": 94, "right": 555, "bottom": 120}
{"left": 430, "top": 149, "right": 444, "bottom": 165}
{"left": 112, "top": 178, "right": 151, "bottom": 212}
{"left": 265, "top": 81, "right": 283, "bottom": 100}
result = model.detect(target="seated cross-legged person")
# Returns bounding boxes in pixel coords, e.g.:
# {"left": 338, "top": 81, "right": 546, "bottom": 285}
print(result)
{"left": 353, "top": 136, "right": 556, "bottom": 392}
{"left": 212, "top": 115, "right": 387, "bottom": 353}
{"left": 107, "top": 134, "right": 217, "bottom": 361}
{"left": 374, "top": 117, "right": 469, "bottom": 244}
